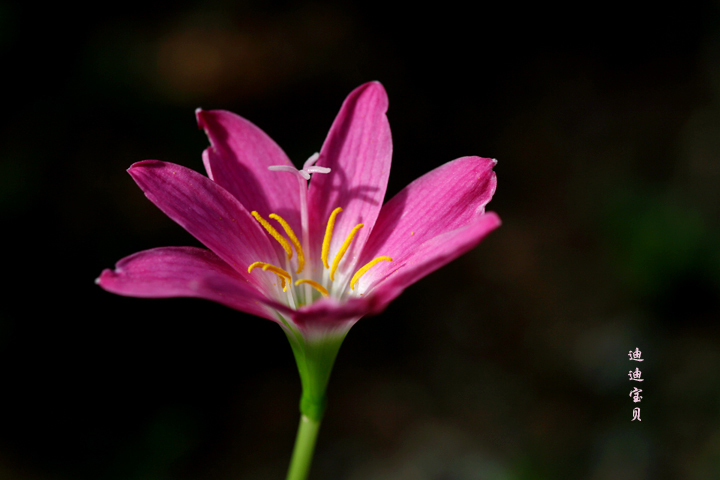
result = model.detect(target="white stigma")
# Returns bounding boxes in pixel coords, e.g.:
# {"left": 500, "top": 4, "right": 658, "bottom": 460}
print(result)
{"left": 268, "top": 152, "right": 331, "bottom": 180}
{"left": 303, "top": 152, "right": 321, "bottom": 170}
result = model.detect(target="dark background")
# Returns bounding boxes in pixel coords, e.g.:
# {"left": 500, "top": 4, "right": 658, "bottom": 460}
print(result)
{"left": 2, "top": 1, "right": 719, "bottom": 479}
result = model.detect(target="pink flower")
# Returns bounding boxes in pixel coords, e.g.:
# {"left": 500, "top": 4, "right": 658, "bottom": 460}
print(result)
{"left": 97, "top": 82, "right": 500, "bottom": 338}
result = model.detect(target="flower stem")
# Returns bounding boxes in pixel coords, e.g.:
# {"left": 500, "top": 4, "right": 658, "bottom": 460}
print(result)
{"left": 285, "top": 413, "right": 322, "bottom": 480}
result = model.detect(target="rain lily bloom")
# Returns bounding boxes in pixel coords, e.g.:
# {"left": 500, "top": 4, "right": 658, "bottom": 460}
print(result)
{"left": 97, "top": 82, "right": 499, "bottom": 480}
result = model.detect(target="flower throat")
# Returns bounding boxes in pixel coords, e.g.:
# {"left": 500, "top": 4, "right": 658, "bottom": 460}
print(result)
{"left": 247, "top": 154, "right": 391, "bottom": 307}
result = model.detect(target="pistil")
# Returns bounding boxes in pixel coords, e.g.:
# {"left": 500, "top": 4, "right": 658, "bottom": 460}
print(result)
{"left": 268, "top": 153, "right": 331, "bottom": 305}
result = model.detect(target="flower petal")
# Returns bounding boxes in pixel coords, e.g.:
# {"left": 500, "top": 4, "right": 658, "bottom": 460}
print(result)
{"left": 97, "top": 246, "right": 279, "bottom": 321}
{"left": 128, "top": 160, "right": 281, "bottom": 292}
{"left": 291, "top": 296, "right": 370, "bottom": 327}
{"left": 357, "top": 156, "right": 497, "bottom": 282}
{"left": 308, "top": 81, "right": 392, "bottom": 277}
{"left": 290, "top": 213, "right": 499, "bottom": 325}
{"left": 292, "top": 157, "right": 499, "bottom": 328}
{"left": 360, "top": 212, "right": 501, "bottom": 310}
{"left": 196, "top": 109, "right": 302, "bottom": 235}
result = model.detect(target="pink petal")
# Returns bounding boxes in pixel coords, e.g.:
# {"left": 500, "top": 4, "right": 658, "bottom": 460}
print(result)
{"left": 128, "top": 160, "right": 281, "bottom": 292}
{"left": 196, "top": 109, "right": 302, "bottom": 236}
{"left": 357, "top": 156, "right": 497, "bottom": 283}
{"left": 290, "top": 212, "right": 500, "bottom": 325}
{"left": 308, "top": 82, "right": 392, "bottom": 277}
{"left": 361, "top": 212, "right": 501, "bottom": 311}
{"left": 97, "top": 246, "right": 279, "bottom": 321}
{"left": 290, "top": 296, "right": 370, "bottom": 327}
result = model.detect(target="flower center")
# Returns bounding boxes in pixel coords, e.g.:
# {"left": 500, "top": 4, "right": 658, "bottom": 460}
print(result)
{"left": 248, "top": 209, "right": 391, "bottom": 304}
{"left": 245, "top": 156, "right": 392, "bottom": 307}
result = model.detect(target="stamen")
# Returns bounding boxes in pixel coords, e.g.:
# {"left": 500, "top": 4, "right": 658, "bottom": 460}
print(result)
{"left": 269, "top": 213, "right": 305, "bottom": 273}
{"left": 350, "top": 256, "right": 392, "bottom": 290}
{"left": 248, "top": 261, "right": 292, "bottom": 291}
{"left": 322, "top": 207, "right": 343, "bottom": 269}
{"left": 251, "top": 211, "right": 292, "bottom": 260}
{"left": 247, "top": 261, "right": 292, "bottom": 279}
{"left": 330, "top": 223, "right": 363, "bottom": 281}
{"left": 294, "top": 279, "right": 329, "bottom": 297}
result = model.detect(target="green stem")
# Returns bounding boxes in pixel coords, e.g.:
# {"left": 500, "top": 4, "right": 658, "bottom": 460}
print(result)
{"left": 285, "top": 414, "right": 322, "bottom": 480}
{"left": 279, "top": 318, "right": 347, "bottom": 480}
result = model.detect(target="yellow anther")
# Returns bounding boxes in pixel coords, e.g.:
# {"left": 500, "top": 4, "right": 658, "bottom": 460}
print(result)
{"left": 251, "top": 211, "right": 292, "bottom": 260}
{"left": 322, "top": 207, "right": 343, "bottom": 269}
{"left": 350, "top": 256, "right": 392, "bottom": 290}
{"left": 269, "top": 213, "right": 305, "bottom": 274}
{"left": 247, "top": 261, "right": 292, "bottom": 279}
{"left": 294, "top": 279, "right": 329, "bottom": 297}
{"left": 248, "top": 261, "right": 291, "bottom": 291}
{"left": 330, "top": 223, "right": 364, "bottom": 281}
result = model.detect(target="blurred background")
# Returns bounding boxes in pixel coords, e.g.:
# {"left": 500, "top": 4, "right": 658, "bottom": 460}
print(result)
{"left": 2, "top": 0, "right": 719, "bottom": 479}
